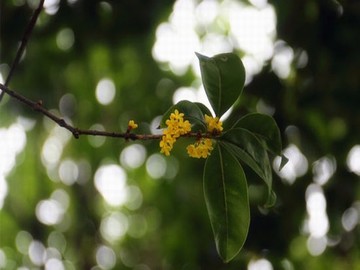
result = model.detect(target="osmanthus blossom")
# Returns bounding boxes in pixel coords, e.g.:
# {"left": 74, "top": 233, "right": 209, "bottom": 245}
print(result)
{"left": 128, "top": 120, "right": 138, "bottom": 130}
{"left": 159, "top": 109, "right": 192, "bottom": 156}
{"left": 159, "top": 110, "right": 223, "bottom": 158}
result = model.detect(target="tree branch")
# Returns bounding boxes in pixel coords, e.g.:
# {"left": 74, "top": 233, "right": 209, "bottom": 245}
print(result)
{"left": 0, "top": 83, "right": 212, "bottom": 141}
{"left": 0, "top": 2, "right": 214, "bottom": 142}
{"left": 0, "top": 0, "right": 45, "bottom": 101}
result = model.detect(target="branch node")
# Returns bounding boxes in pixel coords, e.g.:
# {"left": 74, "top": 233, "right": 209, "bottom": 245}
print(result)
{"left": 58, "top": 118, "right": 67, "bottom": 127}
{"left": 34, "top": 100, "right": 43, "bottom": 111}
{"left": 73, "top": 129, "right": 80, "bottom": 139}
{"left": 128, "top": 133, "right": 137, "bottom": 141}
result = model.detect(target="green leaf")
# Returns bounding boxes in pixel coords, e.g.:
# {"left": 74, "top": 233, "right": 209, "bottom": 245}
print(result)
{"left": 220, "top": 128, "right": 274, "bottom": 207}
{"left": 203, "top": 143, "right": 249, "bottom": 262}
{"left": 232, "top": 113, "right": 282, "bottom": 155}
{"left": 196, "top": 52, "right": 245, "bottom": 117}
{"left": 194, "top": 102, "right": 212, "bottom": 117}
{"left": 160, "top": 100, "right": 206, "bottom": 131}
{"left": 232, "top": 113, "right": 288, "bottom": 170}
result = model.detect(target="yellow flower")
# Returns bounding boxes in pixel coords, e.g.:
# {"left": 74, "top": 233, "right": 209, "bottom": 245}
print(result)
{"left": 160, "top": 132, "right": 176, "bottom": 156}
{"left": 205, "top": 114, "right": 223, "bottom": 134}
{"left": 160, "top": 109, "right": 191, "bottom": 156}
{"left": 187, "top": 138, "right": 213, "bottom": 159}
{"left": 128, "top": 120, "right": 138, "bottom": 130}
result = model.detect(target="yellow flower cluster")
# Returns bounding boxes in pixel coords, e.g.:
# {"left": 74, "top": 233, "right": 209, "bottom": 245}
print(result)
{"left": 159, "top": 110, "right": 223, "bottom": 159}
{"left": 205, "top": 114, "right": 223, "bottom": 134}
{"left": 186, "top": 114, "right": 222, "bottom": 158}
{"left": 160, "top": 110, "right": 191, "bottom": 156}
{"left": 128, "top": 120, "right": 138, "bottom": 130}
{"left": 186, "top": 138, "right": 213, "bottom": 158}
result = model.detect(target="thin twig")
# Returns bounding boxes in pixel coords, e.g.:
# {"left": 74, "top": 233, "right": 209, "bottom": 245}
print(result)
{"left": 0, "top": 0, "right": 45, "bottom": 101}
{"left": 0, "top": 83, "right": 211, "bottom": 141}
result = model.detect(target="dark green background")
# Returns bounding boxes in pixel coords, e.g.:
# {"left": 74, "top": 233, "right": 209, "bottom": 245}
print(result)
{"left": 1, "top": 0, "right": 359, "bottom": 269}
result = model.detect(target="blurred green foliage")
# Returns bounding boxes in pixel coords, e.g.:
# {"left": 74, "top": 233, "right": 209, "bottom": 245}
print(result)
{"left": 1, "top": 0, "right": 360, "bottom": 269}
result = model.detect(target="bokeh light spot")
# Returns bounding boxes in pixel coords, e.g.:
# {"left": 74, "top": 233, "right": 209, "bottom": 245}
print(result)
{"left": 88, "top": 124, "right": 106, "bottom": 148}
{"left": 346, "top": 145, "right": 360, "bottom": 175}
{"left": 100, "top": 212, "right": 129, "bottom": 242}
{"left": 96, "top": 245, "right": 116, "bottom": 269}
{"left": 342, "top": 207, "right": 359, "bottom": 232}
{"left": 36, "top": 199, "right": 64, "bottom": 226}
{"left": 96, "top": 78, "right": 116, "bottom": 105}
{"left": 16, "top": 231, "right": 33, "bottom": 254}
{"left": 94, "top": 164, "right": 127, "bottom": 206}
{"left": 59, "top": 93, "right": 76, "bottom": 117}
{"left": 127, "top": 214, "right": 148, "bottom": 238}
{"left": 274, "top": 144, "right": 308, "bottom": 184}
{"left": 271, "top": 40, "right": 294, "bottom": 79}
{"left": 305, "top": 184, "right": 329, "bottom": 238}
{"left": 0, "top": 123, "right": 27, "bottom": 177}
{"left": 45, "top": 258, "right": 65, "bottom": 270}
{"left": 0, "top": 249, "right": 6, "bottom": 269}
{"left": 59, "top": 159, "right": 79, "bottom": 185}
{"left": 48, "top": 231, "right": 67, "bottom": 254}
{"left": 29, "top": 240, "right": 46, "bottom": 266}
{"left": 41, "top": 136, "right": 63, "bottom": 167}
{"left": 56, "top": 28, "right": 75, "bottom": 51}
{"left": 307, "top": 236, "right": 327, "bottom": 256}
{"left": 312, "top": 156, "right": 336, "bottom": 185}
{"left": 120, "top": 144, "right": 147, "bottom": 169}
{"left": 125, "top": 185, "right": 143, "bottom": 210}
{"left": 44, "top": 0, "right": 60, "bottom": 15}
{"left": 248, "top": 258, "right": 273, "bottom": 270}
{"left": 172, "top": 87, "right": 197, "bottom": 104}
{"left": 146, "top": 154, "right": 167, "bottom": 179}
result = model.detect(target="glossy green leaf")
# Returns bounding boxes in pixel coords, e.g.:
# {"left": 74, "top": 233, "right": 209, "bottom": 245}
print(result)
{"left": 194, "top": 102, "right": 212, "bottom": 117}
{"left": 232, "top": 113, "right": 282, "bottom": 154}
{"left": 232, "top": 113, "right": 288, "bottom": 170}
{"left": 203, "top": 143, "right": 249, "bottom": 262}
{"left": 196, "top": 52, "right": 245, "bottom": 117}
{"left": 160, "top": 100, "right": 206, "bottom": 131}
{"left": 220, "top": 128, "right": 274, "bottom": 207}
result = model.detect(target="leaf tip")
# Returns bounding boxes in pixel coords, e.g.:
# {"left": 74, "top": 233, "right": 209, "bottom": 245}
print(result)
{"left": 279, "top": 155, "right": 289, "bottom": 171}
{"left": 264, "top": 190, "right": 277, "bottom": 208}
{"left": 195, "top": 52, "right": 209, "bottom": 61}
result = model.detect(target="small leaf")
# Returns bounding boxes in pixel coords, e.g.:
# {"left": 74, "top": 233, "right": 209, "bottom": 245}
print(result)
{"left": 220, "top": 128, "right": 275, "bottom": 207}
{"left": 232, "top": 113, "right": 282, "bottom": 155}
{"left": 203, "top": 143, "right": 249, "bottom": 262}
{"left": 160, "top": 100, "right": 206, "bottom": 131}
{"left": 196, "top": 52, "right": 245, "bottom": 117}
{"left": 194, "top": 102, "right": 212, "bottom": 117}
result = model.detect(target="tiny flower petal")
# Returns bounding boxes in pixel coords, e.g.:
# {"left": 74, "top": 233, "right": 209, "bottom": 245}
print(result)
{"left": 160, "top": 109, "right": 192, "bottom": 156}
{"left": 128, "top": 120, "right": 138, "bottom": 130}
{"left": 205, "top": 114, "right": 223, "bottom": 134}
{"left": 187, "top": 138, "right": 213, "bottom": 159}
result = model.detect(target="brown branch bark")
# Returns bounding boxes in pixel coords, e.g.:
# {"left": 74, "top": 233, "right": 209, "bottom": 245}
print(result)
{"left": 0, "top": 83, "right": 212, "bottom": 141}
{"left": 0, "top": 0, "right": 45, "bottom": 101}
